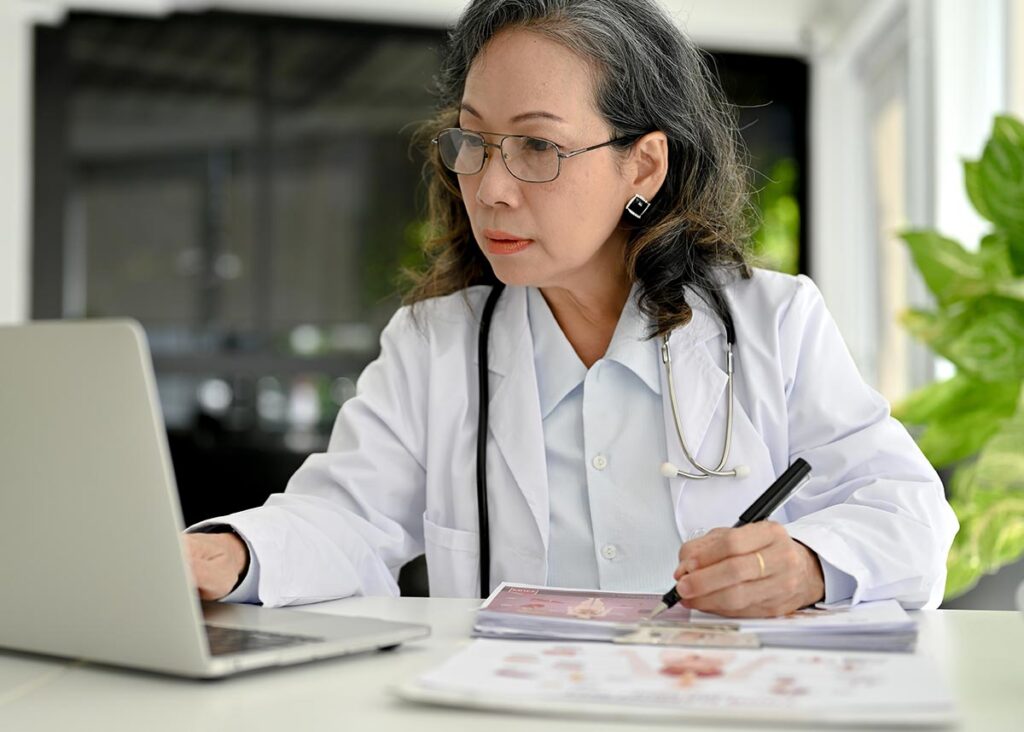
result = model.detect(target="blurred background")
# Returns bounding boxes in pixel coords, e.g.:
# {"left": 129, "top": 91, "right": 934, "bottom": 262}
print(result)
{"left": 1, "top": 0, "right": 1022, "bottom": 607}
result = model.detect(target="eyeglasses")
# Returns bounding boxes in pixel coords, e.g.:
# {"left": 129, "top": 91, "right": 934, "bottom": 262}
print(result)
{"left": 432, "top": 128, "right": 634, "bottom": 184}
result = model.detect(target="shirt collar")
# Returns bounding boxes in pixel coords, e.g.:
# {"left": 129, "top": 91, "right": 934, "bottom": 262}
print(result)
{"left": 604, "top": 283, "right": 662, "bottom": 397}
{"left": 527, "top": 284, "right": 662, "bottom": 420}
{"left": 527, "top": 287, "right": 587, "bottom": 419}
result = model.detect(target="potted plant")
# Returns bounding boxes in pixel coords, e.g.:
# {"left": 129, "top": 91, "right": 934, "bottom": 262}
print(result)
{"left": 894, "top": 114, "right": 1024, "bottom": 599}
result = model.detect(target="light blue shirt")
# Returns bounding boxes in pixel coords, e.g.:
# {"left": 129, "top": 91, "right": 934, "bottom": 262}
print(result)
{"left": 527, "top": 286, "right": 682, "bottom": 592}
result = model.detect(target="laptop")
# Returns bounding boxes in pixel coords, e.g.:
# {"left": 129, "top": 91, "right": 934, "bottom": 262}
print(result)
{"left": 0, "top": 319, "right": 429, "bottom": 678}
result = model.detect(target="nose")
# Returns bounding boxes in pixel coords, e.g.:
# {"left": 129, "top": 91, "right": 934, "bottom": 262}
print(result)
{"left": 474, "top": 146, "right": 521, "bottom": 209}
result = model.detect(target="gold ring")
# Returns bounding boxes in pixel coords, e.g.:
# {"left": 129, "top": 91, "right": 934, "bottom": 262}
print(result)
{"left": 755, "top": 551, "right": 766, "bottom": 578}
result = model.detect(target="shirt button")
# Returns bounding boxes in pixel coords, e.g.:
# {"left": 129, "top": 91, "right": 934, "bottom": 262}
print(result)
{"left": 601, "top": 544, "right": 618, "bottom": 560}
{"left": 591, "top": 454, "right": 608, "bottom": 470}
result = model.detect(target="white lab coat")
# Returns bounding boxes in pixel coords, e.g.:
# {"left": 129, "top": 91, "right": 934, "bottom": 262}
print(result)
{"left": 197, "top": 270, "right": 958, "bottom": 608}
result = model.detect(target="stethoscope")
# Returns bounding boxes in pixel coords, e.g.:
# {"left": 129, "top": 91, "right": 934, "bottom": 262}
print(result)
{"left": 475, "top": 284, "right": 747, "bottom": 598}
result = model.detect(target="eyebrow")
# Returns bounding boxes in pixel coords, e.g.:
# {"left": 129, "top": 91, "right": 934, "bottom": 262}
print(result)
{"left": 460, "top": 102, "right": 567, "bottom": 125}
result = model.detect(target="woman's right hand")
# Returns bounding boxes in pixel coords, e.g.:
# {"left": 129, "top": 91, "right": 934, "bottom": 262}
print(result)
{"left": 183, "top": 532, "right": 249, "bottom": 601}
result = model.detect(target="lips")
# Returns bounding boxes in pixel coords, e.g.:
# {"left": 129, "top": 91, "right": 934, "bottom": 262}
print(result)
{"left": 482, "top": 228, "right": 533, "bottom": 255}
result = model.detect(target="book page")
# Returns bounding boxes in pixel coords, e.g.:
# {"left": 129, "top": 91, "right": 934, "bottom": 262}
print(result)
{"left": 409, "top": 639, "right": 954, "bottom": 724}
{"left": 481, "top": 583, "right": 688, "bottom": 624}
{"left": 480, "top": 583, "right": 913, "bottom": 632}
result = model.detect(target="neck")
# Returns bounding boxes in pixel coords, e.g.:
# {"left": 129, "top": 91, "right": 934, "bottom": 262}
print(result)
{"left": 540, "top": 271, "right": 632, "bottom": 368}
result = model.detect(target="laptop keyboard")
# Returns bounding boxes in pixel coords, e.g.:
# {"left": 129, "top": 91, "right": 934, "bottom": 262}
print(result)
{"left": 205, "top": 624, "right": 324, "bottom": 656}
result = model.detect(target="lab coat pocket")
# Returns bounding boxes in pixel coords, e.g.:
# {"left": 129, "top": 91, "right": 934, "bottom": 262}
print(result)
{"left": 422, "top": 514, "right": 479, "bottom": 598}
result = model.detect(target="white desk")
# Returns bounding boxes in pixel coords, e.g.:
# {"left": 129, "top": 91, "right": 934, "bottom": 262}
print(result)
{"left": 1, "top": 599, "right": 1021, "bottom": 731}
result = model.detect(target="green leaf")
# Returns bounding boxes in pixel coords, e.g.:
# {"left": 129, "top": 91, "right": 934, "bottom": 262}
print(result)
{"left": 894, "top": 373, "right": 1019, "bottom": 425}
{"left": 968, "top": 115, "right": 1024, "bottom": 238}
{"left": 964, "top": 160, "right": 993, "bottom": 222}
{"left": 944, "top": 541, "right": 984, "bottom": 598}
{"left": 900, "top": 308, "right": 944, "bottom": 344}
{"left": 978, "top": 233, "right": 1014, "bottom": 277}
{"left": 972, "top": 405, "right": 1024, "bottom": 489}
{"left": 977, "top": 501, "right": 1024, "bottom": 568}
{"left": 945, "top": 480, "right": 1024, "bottom": 599}
{"left": 900, "top": 231, "right": 989, "bottom": 305}
{"left": 977, "top": 234, "right": 1024, "bottom": 298}
{"left": 898, "top": 230, "right": 1024, "bottom": 307}
{"left": 894, "top": 374, "right": 1019, "bottom": 467}
{"left": 947, "top": 461, "right": 978, "bottom": 501}
{"left": 893, "top": 376, "right": 965, "bottom": 423}
{"left": 944, "top": 299, "right": 1024, "bottom": 379}
{"left": 943, "top": 434, "right": 1024, "bottom": 600}
{"left": 993, "top": 278, "right": 1024, "bottom": 300}
{"left": 952, "top": 490, "right": 1024, "bottom": 570}
{"left": 915, "top": 413, "right": 1005, "bottom": 468}
{"left": 904, "top": 298, "right": 1024, "bottom": 381}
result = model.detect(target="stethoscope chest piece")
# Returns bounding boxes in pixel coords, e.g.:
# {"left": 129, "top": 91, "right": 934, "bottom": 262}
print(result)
{"left": 659, "top": 332, "right": 749, "bottom": 480}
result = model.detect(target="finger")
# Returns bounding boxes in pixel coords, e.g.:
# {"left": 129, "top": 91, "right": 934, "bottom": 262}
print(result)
{"left": 684, "top": 577, "right": 794, "bottom": 618}
{"left": 677, "top": 527, "right": 728, "bottom": 562}
{"left": 192, "top": 561, "right": 233, "bottom": 601}
{"left": 676, "top": 544, "right": 783, "bottom": 599}
{"left": 674, "top": 528, "right": 730, "bottom": 578}
{"left": 185, "top": 534, "right": 219, "bottom": 561}
{"left": 184, "top": 538, "right": 234, "bottom": 599}
{"left": 678, "top": 522, "right": 786, "bottom": 570}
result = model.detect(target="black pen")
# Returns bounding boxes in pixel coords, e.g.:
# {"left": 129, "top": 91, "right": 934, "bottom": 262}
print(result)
{"left": 647, "top": 458, "right": 812, "bottom": 620}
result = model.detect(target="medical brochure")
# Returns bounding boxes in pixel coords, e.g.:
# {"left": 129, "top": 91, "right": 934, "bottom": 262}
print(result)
{"left": 473, "top": 583, "right": 919, "bottom": 652}
{"left": 396, "top": 638, "right": 956, "bottom": 727}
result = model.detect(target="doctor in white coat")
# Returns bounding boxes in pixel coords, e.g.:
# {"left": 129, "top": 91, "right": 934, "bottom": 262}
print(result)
{"left": 185, "top": 0, "right": 957, "bottom": 617}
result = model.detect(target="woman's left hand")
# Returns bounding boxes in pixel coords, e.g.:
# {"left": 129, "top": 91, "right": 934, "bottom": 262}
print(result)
{"left": 673, "top": 522, "right": 825, "bottom": 617}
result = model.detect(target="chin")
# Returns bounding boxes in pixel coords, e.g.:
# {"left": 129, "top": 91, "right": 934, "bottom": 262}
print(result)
{"left": 486, "top": 260, "right": 545, "bottom": 288}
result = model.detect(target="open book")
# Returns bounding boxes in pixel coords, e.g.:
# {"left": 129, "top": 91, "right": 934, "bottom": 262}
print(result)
{"left": 397, "top": 638, "right": 956, "bottom": 727}
{"left": 474, "top": 583, "right": 918, "bottom": 652}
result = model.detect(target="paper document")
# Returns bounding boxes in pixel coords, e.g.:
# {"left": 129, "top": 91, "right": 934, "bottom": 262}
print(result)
{"left": 398, "top": 639, "right": 955, "bottom": 726}
{"left": 474, "top": 583, "right": 918, "bottom": 651}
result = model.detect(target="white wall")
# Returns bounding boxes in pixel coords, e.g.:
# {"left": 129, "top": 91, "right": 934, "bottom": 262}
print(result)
{"left": 930, "top": 0, "right": 1007, "bottom": 251}
{"left": 22, "top": 0, "right": 848, "bottom": 51}
{"left": 1012, "top": 0, "right": 1024, "bottom": 119}
{"left": 809, "top": 0, "right": 1009, "bottom": 386}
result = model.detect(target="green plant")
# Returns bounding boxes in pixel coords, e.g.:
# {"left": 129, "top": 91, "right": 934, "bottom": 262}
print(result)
{"left": 751, "top": 158, "right": 801, "bottom": 275}
{"left": 894, "top": 115, "right": 1024, "bottom": 599}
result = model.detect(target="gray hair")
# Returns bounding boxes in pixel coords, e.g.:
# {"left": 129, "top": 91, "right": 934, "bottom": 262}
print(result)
{"left": 408, "top": 0, "right": 753, "bottom": 336}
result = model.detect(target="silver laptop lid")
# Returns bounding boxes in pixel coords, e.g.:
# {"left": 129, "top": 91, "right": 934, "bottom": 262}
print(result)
{"left": 0, "top": 320, "right": 211, "bottom": 674}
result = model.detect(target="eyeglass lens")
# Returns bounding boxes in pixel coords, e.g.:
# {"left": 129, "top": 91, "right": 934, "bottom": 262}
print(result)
{"left": 437, "top": 129, "right": 559, "bottom": 182}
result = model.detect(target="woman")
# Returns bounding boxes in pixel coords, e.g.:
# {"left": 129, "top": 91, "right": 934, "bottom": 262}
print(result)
{"left": 186, "top": 0, "right": 957, "bottom": 617}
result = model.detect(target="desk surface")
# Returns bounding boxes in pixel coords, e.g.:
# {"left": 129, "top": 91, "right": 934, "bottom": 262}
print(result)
{"left": 1, "top": 599, "right": 1021, "bottom": 731}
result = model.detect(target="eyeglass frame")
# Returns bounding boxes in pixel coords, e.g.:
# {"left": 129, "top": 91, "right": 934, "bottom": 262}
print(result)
{"left": 431, "top": 127, "right": 641, "bottom": 183}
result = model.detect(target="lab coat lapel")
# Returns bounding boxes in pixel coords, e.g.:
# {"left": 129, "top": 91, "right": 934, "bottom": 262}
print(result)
{"left": 477, "top": 286, "right": 550, "bottom": 552}
{"left": 658, "top": 302, "right": 729, "bottom": 514}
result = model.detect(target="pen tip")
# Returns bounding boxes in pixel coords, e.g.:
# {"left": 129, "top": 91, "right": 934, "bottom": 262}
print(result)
{"left": 647, "top": 603, "right": 667, "bottom": 620}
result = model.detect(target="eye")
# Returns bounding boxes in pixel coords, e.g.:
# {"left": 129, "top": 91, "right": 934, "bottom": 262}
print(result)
{"left": 524, "top": 137, "right": 554, "bottom": 153}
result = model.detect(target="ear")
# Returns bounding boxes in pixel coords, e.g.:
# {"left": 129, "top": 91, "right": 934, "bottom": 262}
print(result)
{"left": 626, "top": 131, "right": 669, "bottom": 200}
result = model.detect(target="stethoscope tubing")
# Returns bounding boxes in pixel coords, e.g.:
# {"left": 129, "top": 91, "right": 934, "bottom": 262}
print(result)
{"left": 476, "top": 283, "right": 506, "bottom": 599}
{"left": 475, "top": 284, "right": 741, "bottom": 598}
{"left": 661, "top": 334, "right": 740, "bottom": 479}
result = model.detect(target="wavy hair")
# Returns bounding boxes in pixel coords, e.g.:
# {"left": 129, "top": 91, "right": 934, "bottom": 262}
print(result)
{"left": 404, "top": 0, "right": 753, "bottom": 337}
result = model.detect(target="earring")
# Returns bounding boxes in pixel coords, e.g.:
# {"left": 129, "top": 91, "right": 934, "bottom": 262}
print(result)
{"left": 625, "top": 193, "right": 651, "bottom": 219}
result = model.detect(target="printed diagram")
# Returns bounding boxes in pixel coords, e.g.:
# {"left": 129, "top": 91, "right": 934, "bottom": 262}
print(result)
{"left": 487, "top": 643, "right": 897, "bottom": 701}
{"left": 566, "top": 597, "right": 611, "bottom": 619}
{"left": 486, "top": 586, "right": 689, "bottom": 622}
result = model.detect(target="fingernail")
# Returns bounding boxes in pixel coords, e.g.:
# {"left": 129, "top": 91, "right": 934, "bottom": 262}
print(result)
{"left": 677, "top": 578, "right": 691, "bottom": 597}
